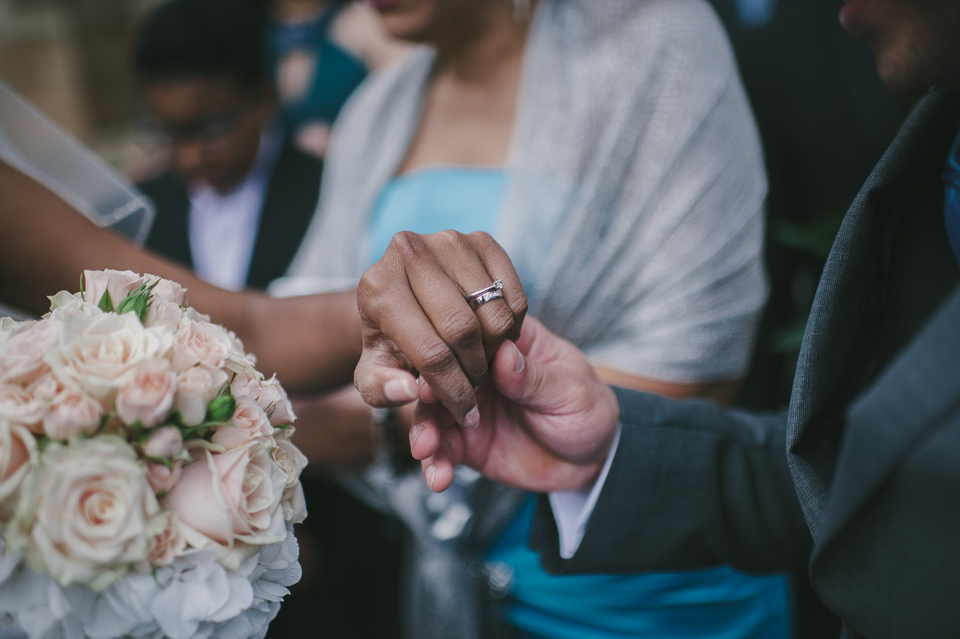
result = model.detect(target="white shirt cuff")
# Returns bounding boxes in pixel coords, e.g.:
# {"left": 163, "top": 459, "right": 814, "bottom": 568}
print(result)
{"left": 548, "top": 423, "right": 622, "bottom": 559}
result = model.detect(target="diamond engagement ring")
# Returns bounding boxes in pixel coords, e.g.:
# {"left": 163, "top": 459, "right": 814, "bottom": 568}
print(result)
{"left": 465, "top": 279, "right": 504, "bottom": 310}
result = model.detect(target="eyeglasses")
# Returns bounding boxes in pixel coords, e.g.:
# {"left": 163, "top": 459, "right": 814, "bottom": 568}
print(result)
{"left": 137, "top": 107, "right": 248, "bottom": 153}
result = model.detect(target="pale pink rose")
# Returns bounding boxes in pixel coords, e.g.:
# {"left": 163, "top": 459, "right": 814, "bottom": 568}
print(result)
{"left": 0, "top": 419, "right": 38, "bottom": 520}
{"left": 143, "top": 426, "right": 184, "bottom": 459}
{"left": 175, "top": 365, "right": 229, "bottom": 426}
{"left": 83, "top": 269, "right": 144, "bottom": 309}
{"left": 42, "top": 387, "right": 102, "bottom": 440}
{"left": 148, "top": 512, "right": 186, "bottom": 566}
{"left": 210, "top": 399, "right": 273, "bottom": 450}
{"left": 46, "top": 291, "right": 102, "bottom": 322}
{"left": 272, "top": 439, "right": 308, "bottom": 524}
{"left": 27, "top": 372, "right": 62, "bottom": 404}
{"left": 0, "top": 384, "right": 48, "bottom": 433}
{"left": 143, "top": 298, "right": 185, "bottom": 331}
{"left": 161, "top": 440, "right": 287, "bottom": 551}
{"left": 233, "top": 374, "right": 296, "bottom": 427}
{"left": 144, "top": 275, "right": 186, "bottom": 306}
{"left": 46, "top": 313, "right": 169, "bottom": 400}
{"left": 0, "top": 319, "right": 63, "bottom": 385}
{"left": 8, "top": 436, "right": 163, "bottom": 590}
{"left": 229, "top": 372, "right": 260, "bottom": 399}
{"left": 222, "top": 332, "right": 258, "bottom": 376}
{"left": 145, "top": 458, "right": 183, "bottom": 494}
{"left": 171, "top": 319, "right": 233, "bottom": 371}
{"left": 183, "top": 306, "right": 211, "bottom": 323}
{"left": 115, "top": 360, "right": 177, "bottom": 427}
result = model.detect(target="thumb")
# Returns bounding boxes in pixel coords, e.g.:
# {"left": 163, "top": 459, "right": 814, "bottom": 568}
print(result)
{"left": 490, "top": 339, "right": 548, "bottom": 408}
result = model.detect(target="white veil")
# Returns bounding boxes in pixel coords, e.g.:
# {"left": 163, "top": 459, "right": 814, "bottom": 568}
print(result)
{"left": 0, "top": 81, "right": 154, "bottom": 245}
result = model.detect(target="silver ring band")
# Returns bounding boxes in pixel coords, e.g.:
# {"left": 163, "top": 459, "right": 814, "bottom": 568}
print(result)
{"left": 465, "top": 279, "right": 504, "bottom": 310}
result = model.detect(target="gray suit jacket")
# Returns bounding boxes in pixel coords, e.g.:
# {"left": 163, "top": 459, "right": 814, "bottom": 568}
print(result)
{"left": 534, "top": 88, "right": 960, "bottom": 638}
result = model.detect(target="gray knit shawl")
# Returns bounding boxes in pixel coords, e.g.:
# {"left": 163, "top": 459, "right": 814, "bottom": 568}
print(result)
{"left": 278, "top": 0, "right": 768, "bottom": 383}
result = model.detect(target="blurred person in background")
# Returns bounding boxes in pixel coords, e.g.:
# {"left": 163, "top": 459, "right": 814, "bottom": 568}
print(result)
{"left": 134, "top": 0, "right": 320, "bottom": 292}
{"left": 131, "top": 1, "right": 403, "bottom": 636}
{"left": 275, "top": 0, "right": 794, "bottom": 637}
{"left": 265, "top": 0, "right": 409, "bottom": 157}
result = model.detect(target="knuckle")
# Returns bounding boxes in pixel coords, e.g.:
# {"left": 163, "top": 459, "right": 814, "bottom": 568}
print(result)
{"left": 467, "top": 230, "right": 495, "bottom": 246}
{"left": 434, "top": 229, "right": 465, "bottom": 248}
{"left": 389, "top": 231, "right": 426, "bottom": 260}
{"left": 416, "top": 337, "right": 459, "bottom": 376}
{"left": 436, "top": 310, "right": 482, "bottom": 350}
{"left": 510, "top": 289, "right": 529, "bottom": 321}
{"left": 480, "top": 304, "right": 518, "bottom": 340}
{"left": 358, "top": 265, "right": 388, "bottom": 298}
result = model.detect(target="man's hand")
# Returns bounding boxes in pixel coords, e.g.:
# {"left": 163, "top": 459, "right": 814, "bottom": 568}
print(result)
{"left": 408, "top": 318, "right": 621, "bottom": 493}
{"left": 355, "top": 230, "right": 528, "bottom": 427}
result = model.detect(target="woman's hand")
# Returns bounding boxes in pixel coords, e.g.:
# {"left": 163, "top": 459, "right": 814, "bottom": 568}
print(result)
{"left": 408, "top": 318, "right": 620, "bottom": 494}
{"left": 355, "top": 230, "right": 528, "bottom": 427}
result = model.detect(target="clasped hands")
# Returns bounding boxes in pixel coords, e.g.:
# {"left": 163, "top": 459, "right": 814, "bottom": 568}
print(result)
{"left": 355, "top": 231, "right": 619, "bottom": 494}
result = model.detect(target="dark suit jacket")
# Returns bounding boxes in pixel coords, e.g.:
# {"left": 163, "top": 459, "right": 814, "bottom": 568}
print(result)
{"left": 138, "top": 139, "right": 322, "bottom": 290}
{"left": 534, "top": 89, "right": 960, "bottom": 638}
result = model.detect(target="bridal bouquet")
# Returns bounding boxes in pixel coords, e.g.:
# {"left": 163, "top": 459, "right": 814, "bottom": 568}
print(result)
{"left": 0, "top": 270, "right": 307, "bottom": 639}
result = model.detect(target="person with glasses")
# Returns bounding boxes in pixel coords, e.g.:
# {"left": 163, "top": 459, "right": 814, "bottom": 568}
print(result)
{"left": 133, "top": 0, "right": 321, "bottom": 293}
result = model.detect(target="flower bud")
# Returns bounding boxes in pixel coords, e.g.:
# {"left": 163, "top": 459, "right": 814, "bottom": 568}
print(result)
{"left": 143, "top": 426, "right": 184, "bottom": 459}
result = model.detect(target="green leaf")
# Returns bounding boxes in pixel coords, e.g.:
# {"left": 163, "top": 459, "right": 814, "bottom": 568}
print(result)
{"left": 97, "top": 289, "right": 115, "bottom": 312}
{"left": 274, "top": 423, "right": 293, "bottom": 430}
{"left": 207, "top": 394, "right": 236, "bottom": 423}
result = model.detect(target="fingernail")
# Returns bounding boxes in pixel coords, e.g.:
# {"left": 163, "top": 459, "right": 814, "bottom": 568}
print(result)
{"left": 464, "top": 406, "right": 480, "bottom": 430}
{"left": 510, "top": 341, "right": 524, "bottom": 374}
{"left": 409, "top": 422, "right": 424, "bottom": 450}
{"left": 425, "top": 463, "right": 436, "bottom": 489}
{"left": 384, "top": 378, "right": 417, "bottom": 402}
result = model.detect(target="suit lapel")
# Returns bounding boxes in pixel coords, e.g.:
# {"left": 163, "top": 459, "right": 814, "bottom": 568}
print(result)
{"left": 786, "top": 88, "right": 960, "bottom": 540}
{"left": 246, "top": 141, "right": 323, "bottom": 290}
{"left": 814, "top": 284, "right": 960, "bottom": 555}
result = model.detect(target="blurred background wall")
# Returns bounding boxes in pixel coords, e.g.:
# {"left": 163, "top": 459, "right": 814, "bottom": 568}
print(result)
{"left": 0, "top": 0, "right": 161, "bottom": 173}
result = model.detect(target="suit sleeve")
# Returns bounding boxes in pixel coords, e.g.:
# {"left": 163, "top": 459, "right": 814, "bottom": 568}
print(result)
{"left": 533, "top": 386, "right": 812, "bottom": 575}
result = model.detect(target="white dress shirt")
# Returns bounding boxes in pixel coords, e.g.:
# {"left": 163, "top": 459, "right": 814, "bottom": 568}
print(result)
{"left": 548, "top": 423, "right": 622, "bottom": 558}
{"left": 188, "top": 131, "right": 281, "bottom": 291}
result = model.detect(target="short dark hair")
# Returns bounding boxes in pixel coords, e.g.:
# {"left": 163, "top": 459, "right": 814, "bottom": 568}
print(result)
{"left": 133, "top": 0, "right": 269, "bottom": 90}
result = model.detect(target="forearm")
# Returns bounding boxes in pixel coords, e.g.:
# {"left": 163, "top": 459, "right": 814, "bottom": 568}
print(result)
{"left": 535, "top": 387, "right": 811, "bottom": 575}
{"left": 242, "top": 290, "right": 361, "bottom": 393}
{"left": 0, "top": 159, "right": 361, "bottom": 391}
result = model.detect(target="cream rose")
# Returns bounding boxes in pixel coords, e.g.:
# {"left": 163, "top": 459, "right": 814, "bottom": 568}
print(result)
{"left": 233, "top": 374, "right": 296, "bottom": 427}
{"left": 143, "top": 297, "right": 185, "bottom": 331}
{"left": 46, "top": 290, "right": 103, "bottom": 322}
{"left": 145, "top": 458, "right": 183, "bottom": 495}
{"left": 47, "top": 313, "right": 169, "bottom": 400}
{"left": 272, "top": 439, "right": 307, "bottom": 524}
{"left": 0, "top": 319, "right": 62, "bottom": 384}
{"left": 83, "top": 269, "right": 144, "bottom": 309}
{"left": 143, "top": 426, "right": 184, "bottom": 459}
{"left": 175, "top": 365, "right": 230, "bottom": 426}
{"left": 147, "top": 511, "right": 186, "bottom": 566}
{"left": 42, "top": 387, "right": 102, "bottom": 440}
{"left": 210, "top": 399, "right": 273, "bottom": 450}
{"left": 115, "top": 359, "right": 177, "bottom": 427}
{"left": 172, "top": 319, "right": 234, "bottom": 371}
{"left": 0, "top": 419, "right": 37, "bottom": 520}
{"left": 145, "top": 275, "right": 186, "bottom": 306}
{"left": 8, "top": 436, "right": 164, "bottom": 590}
{"left": 0, "top": 384, "right": 48, "bottom": 433}
{"left": 161, "top": 440, "right": 287, "bottom": 568}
